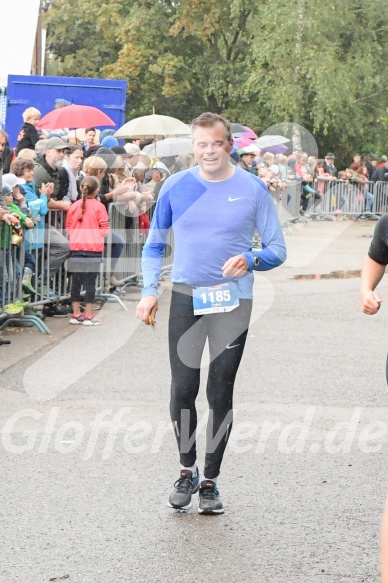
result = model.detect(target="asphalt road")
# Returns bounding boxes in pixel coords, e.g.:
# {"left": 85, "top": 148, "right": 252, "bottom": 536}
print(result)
{"left": 0, "top": 220, "right": 387, "bottom": 583}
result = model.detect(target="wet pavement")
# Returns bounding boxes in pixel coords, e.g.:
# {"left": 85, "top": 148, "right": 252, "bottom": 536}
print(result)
{"left": 0, "top": 220, "right": 387, "bottom": 583}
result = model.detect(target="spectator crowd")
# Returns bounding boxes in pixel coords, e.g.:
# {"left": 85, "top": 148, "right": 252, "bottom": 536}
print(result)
{"left": 0, "top": 105, "right": 387, "bottom": 324}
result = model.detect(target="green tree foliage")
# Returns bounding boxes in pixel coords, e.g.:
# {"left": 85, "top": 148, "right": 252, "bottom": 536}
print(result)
{"left": 45, "top": 0, "right": 388, "bottom": 163}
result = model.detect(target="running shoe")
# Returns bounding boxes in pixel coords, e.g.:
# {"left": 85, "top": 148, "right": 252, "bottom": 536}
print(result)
{"left": 83, "top": 316, "right": 102, "bottom": 326}
{"left": 198, "top": 480, "right": 224, "bottom": 515}
{"left": 167, "top": 468, "right": 200, "bottom": 509}
{"left": 69, "top": 314, "right": 85, "bottom": 325}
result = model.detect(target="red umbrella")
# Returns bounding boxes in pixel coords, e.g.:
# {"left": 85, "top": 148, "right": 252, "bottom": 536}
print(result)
{"left": 36, "top": 104, "right": 115, "bottom": 130}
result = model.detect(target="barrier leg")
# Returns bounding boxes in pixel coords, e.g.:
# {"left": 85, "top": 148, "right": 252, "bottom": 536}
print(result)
{"left": 97, "top": 291, "right": 128, "bottom": 311}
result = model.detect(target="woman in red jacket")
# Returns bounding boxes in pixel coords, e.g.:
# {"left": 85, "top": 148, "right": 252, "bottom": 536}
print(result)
{"left": 65, "top": 176, "right": 109, "bottom": 326}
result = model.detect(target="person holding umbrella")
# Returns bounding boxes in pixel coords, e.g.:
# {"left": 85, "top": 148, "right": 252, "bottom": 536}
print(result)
{"left": 136, "top": 112, "right": 286, "bottom": 514}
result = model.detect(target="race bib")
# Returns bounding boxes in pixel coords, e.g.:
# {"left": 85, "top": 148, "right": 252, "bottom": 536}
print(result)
{"left": 192, "top": 282, "right": 239, "bottom": 315}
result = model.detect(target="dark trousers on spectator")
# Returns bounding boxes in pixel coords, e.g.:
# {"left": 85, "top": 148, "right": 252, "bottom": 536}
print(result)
{"left": 70, "top": 269, "right": 98, "bottom": 304}
{"left": 44, "top": 226, "right": 70, "bottom": 278}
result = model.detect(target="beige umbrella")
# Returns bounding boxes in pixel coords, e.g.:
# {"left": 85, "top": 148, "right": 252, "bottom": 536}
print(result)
{"left": 66, "top": 128, "right": 101, "bottom": 142}
{"left": 142, "top": 137, "right": 193, "bottom": 157}
{"left": 114, "top": 114, "right": 191, "bottom": 139}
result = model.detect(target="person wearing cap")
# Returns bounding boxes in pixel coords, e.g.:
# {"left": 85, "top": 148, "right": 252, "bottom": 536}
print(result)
{"left": 143, "top": 167, "right": 168, "bottom": 199}
{"left": 2, "top": 173, "right": 26, "bottom": 194}
{"left": 100, "top": 136, "right": 119, "bottom": 150}
{"left": 111, "top": 146, "right": 133, "bottom": 183}
{"left": 2, "top": 173, "right": 33, "bottom": 227}
{"left": 323, "top": 153, "right": 337, "bottom": 177}
{"left": 33, "top": 137, "right": 71, "bottom": 300}
{"left": 1, "top": 182, "right": 34, "bottom": 231}
{"left": 54, "top": 99, "right": 71, "bottom": 109}
{"left": 34, "top": 137, "right": 70, "bottom": 206}
{"left": 238, "top": 150, "right": 257, "bottom": 174}
{"left": 377, "top": 155, "right": 388, "bottom": 169}
{"left": 124, "top": 143, "right": 141, "bottom": 172}
{"left": 0, "top": 172, "right": 23, "bottom": 226}
{"left": 1, "top": 181, "right": 37, "bottom": 293}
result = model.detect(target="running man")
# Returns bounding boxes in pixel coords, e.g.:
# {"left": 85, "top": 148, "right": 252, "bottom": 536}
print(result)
{"left": 360, "top": 215, "right": 388, "bottom": 581}
{"left": 136, "top": 112, "right": 287, "bottom": 514}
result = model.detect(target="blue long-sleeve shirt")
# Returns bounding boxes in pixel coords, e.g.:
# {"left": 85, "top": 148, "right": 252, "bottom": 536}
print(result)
{"left": 23, "top": 181, "right": 49, "bottom": 250}
{"left": 142, "top": 166, "right": 287, "bottom": 299}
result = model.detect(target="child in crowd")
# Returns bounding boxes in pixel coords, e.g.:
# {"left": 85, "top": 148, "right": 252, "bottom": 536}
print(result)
{"left": 10, "top": 159, "right": 53, "bottom": 292}
{"left": 66, "top": 176, "right": 109, "bottom": 326}
{"left": 15, "top": 107, "right": 41, "bottom": 155}
{"left": 2, "top": 182, "right": 36, "bottom": 293}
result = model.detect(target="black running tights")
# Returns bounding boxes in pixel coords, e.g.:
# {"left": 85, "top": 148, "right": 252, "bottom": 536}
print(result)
{"left": 168, "top": 287, "right": 252, "bottom": 479}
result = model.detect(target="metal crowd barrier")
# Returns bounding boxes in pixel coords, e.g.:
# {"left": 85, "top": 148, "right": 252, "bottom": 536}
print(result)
{"left": 270, "top": 180, "right": 304, "bottom": 233}
{"left": 0, "top": 221, "right": 50, "bottom": 334}
{"left": 373, "top": 181, "right": 388, "bottom": 214}
{"left": 309, "top": 179, "right": 388, "bottom": 218}
{"left": 106, "top": 202, "right": 174, "bottom": 287}
{"left": 106, "top": 202, "right": 143, "bottom": 286}
{"left": 0, "top": 208, "right": 129, "bottom": 337}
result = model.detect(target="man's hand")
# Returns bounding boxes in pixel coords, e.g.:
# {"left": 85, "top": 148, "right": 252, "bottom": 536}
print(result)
{"left": 25, "top": 217, "right": 35, "bottom": 229}
{"left": 361, "top": 289, "right": 382, "bottom": 315}
{"left": 222, "top": 255, "right": 249, "bottom": 278}
{"left": 136, "top": 295, "right": 158, "bottom": 324}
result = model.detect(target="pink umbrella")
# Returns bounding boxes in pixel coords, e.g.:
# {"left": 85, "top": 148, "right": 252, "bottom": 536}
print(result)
{"left": 233, "top": 136, "right": 255, "bottom": 150}
{"left": 37, "top": 104, "right": 115, "bottom": 130}
{"left": 242, "top": 126, "right": 259, "bottom": 139}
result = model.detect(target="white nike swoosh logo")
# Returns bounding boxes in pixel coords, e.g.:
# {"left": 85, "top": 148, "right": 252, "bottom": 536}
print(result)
{"left": 226, "top": 343, "right": 240, "bottom": 349}
{"left": 228, "top": 196, "right": 245, "bottom": 202}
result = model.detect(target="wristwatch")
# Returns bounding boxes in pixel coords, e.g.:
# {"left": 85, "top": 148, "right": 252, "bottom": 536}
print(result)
{"left": 253, "top": 255, "right": 260, "bottom": 267}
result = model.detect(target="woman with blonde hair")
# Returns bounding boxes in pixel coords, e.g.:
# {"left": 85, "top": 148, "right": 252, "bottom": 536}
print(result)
{"left": 83, "top": 156, "right": 107, "bottom": 181}
{"left": 17, "top": 148, "right": 37, "bottom": 160}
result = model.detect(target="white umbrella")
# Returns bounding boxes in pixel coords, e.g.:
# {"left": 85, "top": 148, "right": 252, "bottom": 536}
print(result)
{"left": 237, "top": 143, "right": 261, "bottom": 154}
{"left": 142, "top": 137, "right": 193, "bottom": 158}
{"left": 254, "top": 135, "right": 290, "bottom": 148}
{"left": 114, "top": 114, "right": 191, "bottom": 139}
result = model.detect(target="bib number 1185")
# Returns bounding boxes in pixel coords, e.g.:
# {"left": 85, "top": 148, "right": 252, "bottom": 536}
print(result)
{"left": 193, "top": 282, "right": 239, "bottom": 315}
{"left": 200, "top": 289, "right": 231, "bottom": 304}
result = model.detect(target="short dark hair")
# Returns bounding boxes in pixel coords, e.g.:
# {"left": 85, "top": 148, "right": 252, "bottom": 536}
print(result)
{"left": 191, "top": 112, "right": 232, "bottom": 141}
{"left": 10, "top": 157, "right": 34, "bottom": 177}
{"left": 85, "top": 127, "right": 96, "bottom": 134}
{"left": 66, "top": 144, "right": 84, "bottom": 156}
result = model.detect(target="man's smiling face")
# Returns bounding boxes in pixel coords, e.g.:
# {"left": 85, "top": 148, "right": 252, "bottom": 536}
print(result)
{"left": 192, "top": 122, "right": 234, "bottom": 180}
